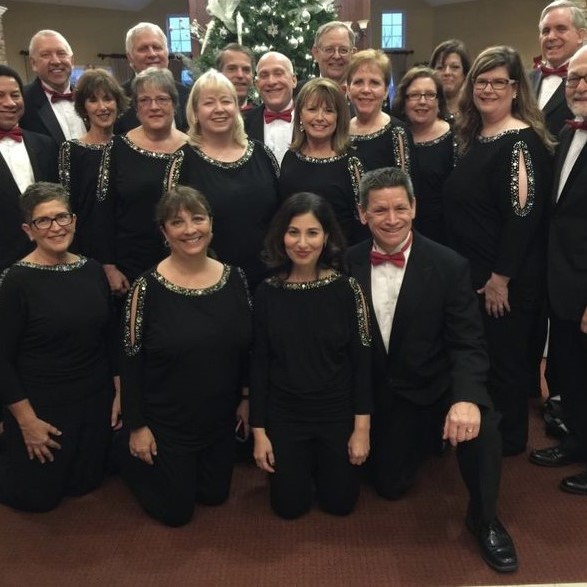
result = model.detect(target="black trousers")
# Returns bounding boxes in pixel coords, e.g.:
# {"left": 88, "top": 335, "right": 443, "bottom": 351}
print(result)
{"left": 480, "top": 300, "right": 539, "bottom": 455}
{"left": 0, "top": 390, "right": 112, "bottom": 513}
{"left": 267, "top": 419, "right": 360, "bottom": 520}
{"left": 115, "top": 427, "right": 235, "bottom": 527}
{"left": 547, "top": 314, "right": 587, "bottom": 453}
{"left": 370, "top": 394, "right": 502, "bottom": 526}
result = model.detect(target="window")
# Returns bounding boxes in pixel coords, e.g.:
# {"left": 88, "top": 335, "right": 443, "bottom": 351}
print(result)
{"left": 167, "top": 15, "right": 192, "bottom": 54}
{"left": 381, "top": 12, "right": 405, "bottom": 50}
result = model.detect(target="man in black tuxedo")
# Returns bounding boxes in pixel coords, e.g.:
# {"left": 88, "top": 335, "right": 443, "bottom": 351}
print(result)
{"left": 115, "top": 22, "right": 189, "bottom": 133}
{"left": 529, "top": 46, "right": 587, "bottom": 493}
{"left": 20, "top": 30, "right": 86, "bottom": 145}
{"left": 0, "top": 65, "right": 58, "bottom": 272}
{"left": 346, "top": 167, "right": 517, "bottom": 573}
{"left": 529, "top": 1, "right": 586, "bottom": 137}
{"left": 244, "top": 52, "right": 296, "bottom": 165}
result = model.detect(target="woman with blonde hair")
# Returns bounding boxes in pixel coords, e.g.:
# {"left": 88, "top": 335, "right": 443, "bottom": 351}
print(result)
{"left": 444, "top": 46, "right": 555, "bottom": 456}
{"left": 179, "top": 69, "right": 280, "bottom": 289}
{"left": 280, "top": 78, "right": 366, "bottom": 245}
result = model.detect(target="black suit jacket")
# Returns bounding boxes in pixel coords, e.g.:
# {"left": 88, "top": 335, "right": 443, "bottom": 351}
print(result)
{"left": 529, "top": 68, "right": 573, "bottom": 138}
{"left": 243, "top": 105, "right": 264, "bottom": 142}
{"left": 0, "top": 130, "right": 59, "bottom": 271}
{"left": 114, "top": 78, "right": 190, "bottom": 134}
{"left": 548, "top": 126, "right": 587, "bottom": 321}
{"left": 346, "top": 233, "right": 491, "bottom": 417}
{"left": 20, "top": 78, "right": 67, "bottom": 146}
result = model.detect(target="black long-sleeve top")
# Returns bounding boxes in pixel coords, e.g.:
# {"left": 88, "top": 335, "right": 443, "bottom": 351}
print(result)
{"left": 250, "top": 273, "right": 372, "bottom": 427}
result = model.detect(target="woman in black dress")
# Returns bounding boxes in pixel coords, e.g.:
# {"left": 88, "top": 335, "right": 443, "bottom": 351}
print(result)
{"left": 0, "top": 182, "right": 114, "bottom": 512}
{"left": 94, "top": 67, "right": 189, "bottom": 296}
{"left": 251, "top": 192, "right": 371, "bottom": 519}
{"left": 280, "top": 78, "right": 365, "bottom": 245}
{"left": 347, "top": 49, "right": 411, "bottom": 174}
{"left": 117, "top": 186, "right": 252, "bottom": 527}
{"left": 179, "top": 69, "right": 280, "bottom": 290}
{"left": 392, "top": 67, "right": 456, "bottom": 244}
{"left": 443, "top": 46, "right": 555, "bottom": 455}
{"left": 59, "top": 69, "right": 128, "bottom": 257}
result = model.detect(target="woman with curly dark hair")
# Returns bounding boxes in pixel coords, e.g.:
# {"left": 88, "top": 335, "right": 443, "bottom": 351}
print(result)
{"left": 250, "top": 192, "right": 372, "bottom": 519}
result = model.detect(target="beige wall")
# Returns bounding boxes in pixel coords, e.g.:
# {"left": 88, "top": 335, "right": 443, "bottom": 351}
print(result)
{"left": 371, "top": 0, "right": 546, "bottom": 70}
{"left": 2, "top": 0, "right": 187, "bottom": 81}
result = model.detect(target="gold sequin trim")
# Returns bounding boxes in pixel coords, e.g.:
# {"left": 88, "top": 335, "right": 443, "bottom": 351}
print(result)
{"left": 347, "top": 155, "right": 364, "bottom": 206}
{"left": 152, "top": 263, "right": 230, "bottom": 296}
{"left": 266, "top": 272, "right": 341, "bottom": 290}
{"left": 59, "top": 140, "right": 106, "bottom": 197}
{"left": 16, "top": 256, "right": 87, "bottom": 272}
{"left": 123, "top": 275, "right": 148, "bottom": 357}
{"left": 191, "top": 139, "right": 255, "bottom": 169}
{"left": 348, "top": 276, "right": 371, "bottom": 347}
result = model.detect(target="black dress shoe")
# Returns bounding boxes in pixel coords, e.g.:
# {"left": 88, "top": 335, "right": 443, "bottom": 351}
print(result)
{"left": 560, "top": 470, "right": 587, "bottom": 495}
{"left": 466, "top": 517, "right": 518, "bottom": 573}
{"left": 528, "top": 445, "right": 581, "bottom": 467}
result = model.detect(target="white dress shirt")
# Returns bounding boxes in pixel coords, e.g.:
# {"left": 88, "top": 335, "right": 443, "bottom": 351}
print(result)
{"left": 371, "top": 234, "right": 413, "bottom": 353}
{"left": 557, "top": 126, "right": 587, "bottom": 201}
{"left": 42, "top": 84, "right": 86, "bottom": 140}
{"left": 0, "top": 136, "right": 35, "bottom": 194}
{"left": 263, "top": 101, "right": 294, "bottom": 166}
{"left": 538, "top": 74, "right": 563, "bottom": 110}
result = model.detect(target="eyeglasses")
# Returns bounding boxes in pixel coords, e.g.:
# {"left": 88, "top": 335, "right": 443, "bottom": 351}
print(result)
{"left": 406, "top": 91, "right": 438, "bottom": 102}
{"left": 136, "top": 96, "right": 173, "bottom": 108}
{"left": 473, "top": 78, "right": 517, "bottom": 91}
{"left": 318, "top": 46, "right": 352, "bottom": 57}
{"left": 30, "top": 212, "right": 74, "bottom": 230}
{"left": 566, "top": 75, "right": 587, "bottom": 88}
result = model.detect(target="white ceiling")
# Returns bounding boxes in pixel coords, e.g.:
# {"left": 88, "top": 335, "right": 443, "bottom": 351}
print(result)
{"left": 6, "top": 0, "right": 153, "bottom": 11}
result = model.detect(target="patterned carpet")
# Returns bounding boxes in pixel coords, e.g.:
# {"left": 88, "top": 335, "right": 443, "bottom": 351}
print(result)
{"left": 1, "top": 398, "right": 586, "bottom": 586}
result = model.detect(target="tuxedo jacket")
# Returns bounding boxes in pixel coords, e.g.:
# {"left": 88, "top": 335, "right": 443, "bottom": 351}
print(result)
{"left": 548, "top": 126, "right": 587, "bottom": 322}
{"left": 346, "top": 233, "right": 491, "bottom": 417}
{"left": 114, "top": 78, "right": 190, "bottom": 134}
{"left": 20, "top": 78, "right": 67, "bottom": 146}
{"left": 529, "top": 68, "right": 573, "bottom": 138}
{"left": 243, "top": 105, "right": 264, "bottom": 142}
{"left": 0, "top": 130, "right": 59, "bottom": 271}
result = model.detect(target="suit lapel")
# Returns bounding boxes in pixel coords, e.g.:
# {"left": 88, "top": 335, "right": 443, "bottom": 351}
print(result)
{"left": 556, "top": 133, "right": 587, "bottom": 207}
{"left": 542, "top": 81, "right": 566, "bottom": 117}
{"left": 529, "top": 69, "right": 541, "bottom": 96}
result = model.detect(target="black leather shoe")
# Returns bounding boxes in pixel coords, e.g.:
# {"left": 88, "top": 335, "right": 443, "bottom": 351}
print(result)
{"left": 528, "top": 445, "right": 581, "bottom": 467}
{"left": 560, "top": 470, "right": 587, "bottom": 495}
{"left": 466, "top": 517, "right": 518, "bottom": 573}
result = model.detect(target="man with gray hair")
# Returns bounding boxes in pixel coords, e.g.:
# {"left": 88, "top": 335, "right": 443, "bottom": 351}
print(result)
{"left": 20, "top": 29, "right": 85, "bottom": 144}
{"left": 244, "top": 51, "right": 296, "bottom": 165}
{"left": 311, "top": 21, "right": 356, "bottom": 89}
{"left": 529, "top": 0, "right": 586, "bottom": 136}
{"left": 115, "top": 22, "right": 189, "bottom": 133}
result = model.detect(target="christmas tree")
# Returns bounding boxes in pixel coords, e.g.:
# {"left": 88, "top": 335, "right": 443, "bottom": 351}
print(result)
{"left": 191, "top": 0, "right": 338, "bottom": 80}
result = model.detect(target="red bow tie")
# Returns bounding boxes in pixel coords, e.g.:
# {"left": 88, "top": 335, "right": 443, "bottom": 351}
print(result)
{"left": 0, "top": 126, "right": 23, "bottom": 142}
{"left": 47, "top": 88, "right": 74, "bottom": 103}
{"left": 566, "top": 118, "right": 587, "bottom": 131}
{"left": 370, "top": 234, "right": 412, "bottom": 268}
{"left": 264, "top": 108, "right": 293, "bottom": 124}
{"left": 540, "top": 63, "right": 568, "bottom": 78}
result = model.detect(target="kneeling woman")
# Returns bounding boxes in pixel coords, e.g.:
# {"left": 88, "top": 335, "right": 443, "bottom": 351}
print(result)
{"left": 251, "top": 192, "right": 372, "bottom": 519}
{"left": 0, "top": 182, "right": 115, "bottom": 512}
{"left": 117, "top": 186, "right": 252, "bottom": 527}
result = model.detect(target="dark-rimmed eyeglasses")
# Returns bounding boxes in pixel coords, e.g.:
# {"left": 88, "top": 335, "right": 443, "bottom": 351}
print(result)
{"left": 473, "top": 78, "right": 517, "bottom": 91}
{"left": 30, "top": 212, "right": 74, "bottom": 230}
{"left": 406, "top": 91, "right": 438, "bottom": 102}
{"left": 566, "top": 75, "right": 587, "bottom": 88}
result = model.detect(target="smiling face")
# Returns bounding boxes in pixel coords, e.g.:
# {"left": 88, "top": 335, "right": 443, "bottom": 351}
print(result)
{"left": 404, "top": 76, "right": 440, "bottom": 127}
{"left": 283, "top": 211, "right": 327, "bottom": 271}
{"left": 135, "top": 84, "right": 175, "bottom": 132}
{"left": 29, "top": 34, "right": 73, "bottom": 93}
{"left": 0, "top": 76, "right": 25, "bottom": 131}
{"left": 472, "top": 65, "right": 517, "bottom": 124}
{"left": 299, "top": 97, "right": 337, "bottom": 144}
{"left": 194, "top": 86, "right": 238, "bottom": 138}
{"left": 256, "top": 53, "right": 296, "bottom": 112}
{"left": 127, "top": 29, "right": 169, "bottom": 73}
{"left": 566, "top": 47, "right": 587, "bottom": 119}
{"left": 359, "top": 186, "right": 415, "bottom": 253}
{"left": 434, "top": 52, "right": 465, "bottom": 99}
{"left": 84, "top": 88, "right": 117, "bottom": 132}
{"left": 220, "top": 50, "right": 254, "bottom": 104}
{"left": 540, "top": 7, "right": 585, "bottom": 68}
{"left": 161, "top": 205, "right": 212, "bottom": 258}
{"left": 347, "top": 62, "right": 387, "bottom": 119}
{"left": 22, "top": 199, "right": 76, "bottom": 258}
{"left": 312, "top": 26, "right": 354, "bottom": 85}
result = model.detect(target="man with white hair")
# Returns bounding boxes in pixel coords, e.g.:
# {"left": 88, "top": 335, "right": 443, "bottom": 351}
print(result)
{"left": 20, "top": 29, "right": 85, "bottom": 144}
{"left": 244, "top": 51, "right": 297, "bottom": 165}
{"left": 115, "top": 22, "right": 190, "bottom": 133}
